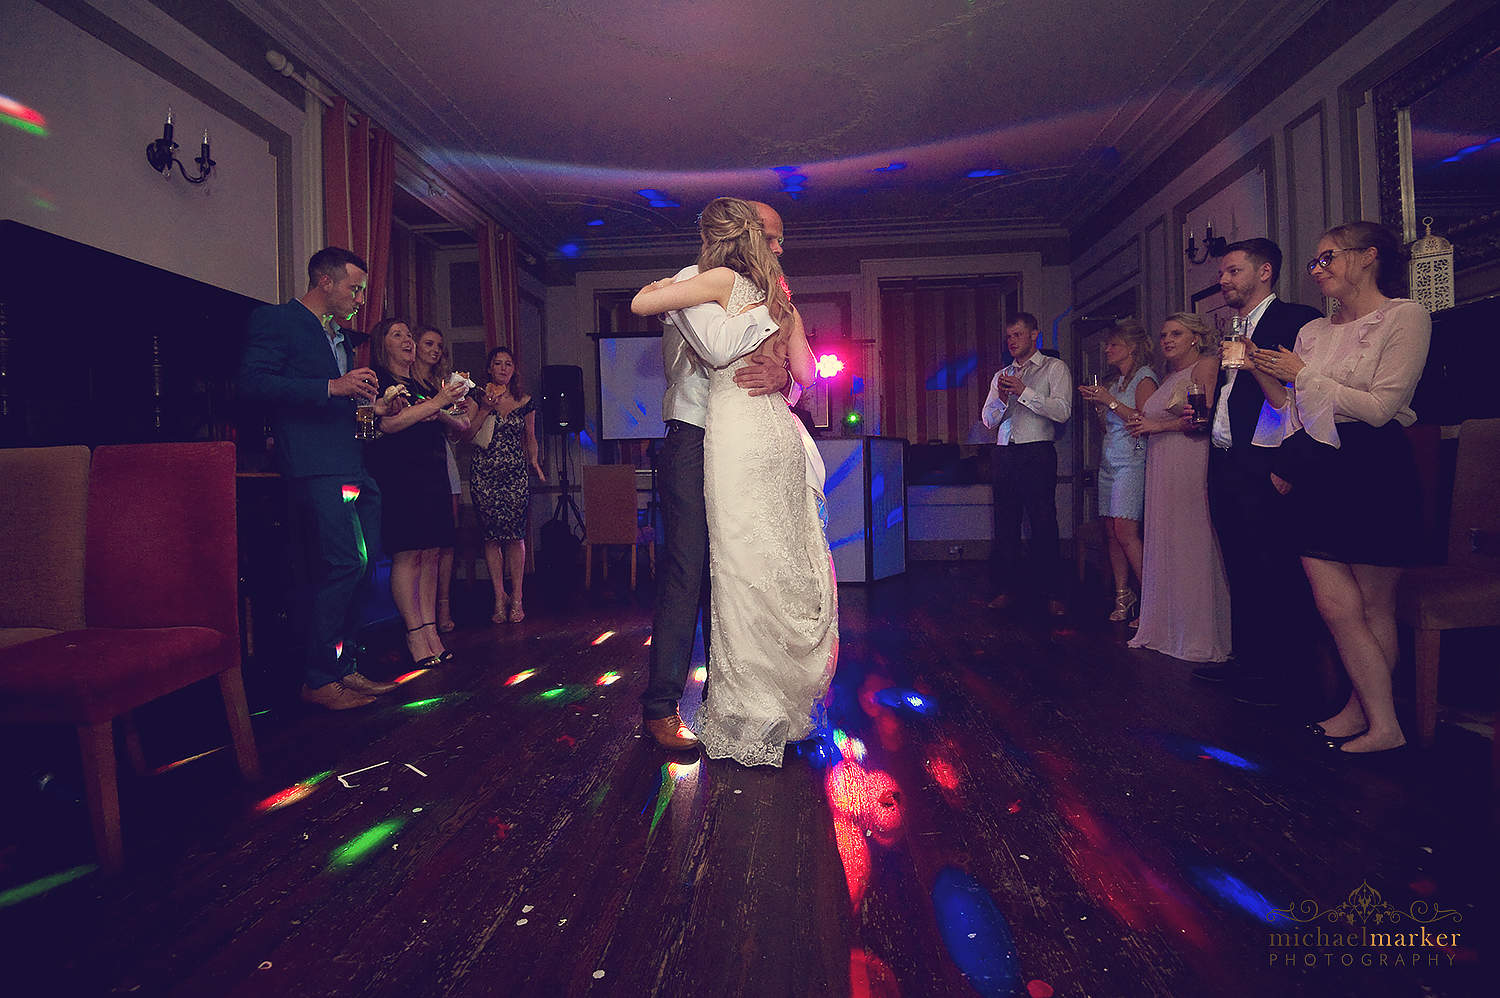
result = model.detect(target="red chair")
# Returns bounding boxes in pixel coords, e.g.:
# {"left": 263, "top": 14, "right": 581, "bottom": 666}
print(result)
{"left": 0, "top": 442, "right": 260, "bottom": 870}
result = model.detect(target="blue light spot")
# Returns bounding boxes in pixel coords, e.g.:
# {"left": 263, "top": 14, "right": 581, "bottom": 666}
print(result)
{"left": 874, "top": 686, "right": 937, "bottom": 716}
{"left": 579, "top": 430, "right": 594, "bottom": 449}
{"left": 1187, "top": 867, "right": 1290, "bottom": 926}
{"left": 926, "top": 352, "right": 979, "bottom": 390}
{"left": 824, "top": 448, "right": 863, "bottom": 494}
{"left": 1199, "top": 745, "right": 1260, "bottom": 772}
{"left": 874, "top": 162, "right": 907, "bottom": 172}
{"left": 586, "top": 218, "right": 604, "bottom": 227}
{"left": 635, "top": 401, "right": 648, "bottom": 415}
{"left": 850, "top": 375, "right": 865, "bottom": 395}
{"left": 772, "top": 165, "right": 800, "bottom": 175}
{"left": 871, "top": 474, "right": 885, "bottom": 501}
{"left": 558, "top": 242, "right": 581, "bottom": 259}
{"left": 829, "top": 528, "right": 867, "bottom": 551}
{"left": 637, "top": 188, "right": 680, "bottom": 208}
{"left": 1438, "top": 134, "right": 1500, "bottom": 164}
{"left": 885, "top": 505, "right": 904, "bottom": 528}
{"left": 966, "top": 168, "right": 1011, "bottom": 178}
{"left": 931, "top": 868, "right": 1019, "bottom": 997}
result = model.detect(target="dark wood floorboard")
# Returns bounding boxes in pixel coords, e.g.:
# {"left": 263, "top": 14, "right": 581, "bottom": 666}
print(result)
{"left": 0, "top": 563, "right": 1493, "bottom": 997}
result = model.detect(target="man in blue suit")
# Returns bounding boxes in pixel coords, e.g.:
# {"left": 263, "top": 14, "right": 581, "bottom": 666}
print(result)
{"left": 240, "top": 248, "right": 401, "bottom": 710}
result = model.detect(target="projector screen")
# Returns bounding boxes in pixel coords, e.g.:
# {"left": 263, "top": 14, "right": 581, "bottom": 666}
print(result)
{"left": 597, "top": 335, "right": 668, "bottom": 440}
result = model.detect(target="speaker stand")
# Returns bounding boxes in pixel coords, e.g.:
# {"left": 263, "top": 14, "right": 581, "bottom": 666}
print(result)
{"left": 548, "top": 433, "right": 583, "bottom": 534}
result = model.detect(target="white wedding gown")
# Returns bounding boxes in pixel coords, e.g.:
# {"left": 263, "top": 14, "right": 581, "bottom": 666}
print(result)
{"left": 694, "top": 274, "right": 839, "bottom": 767}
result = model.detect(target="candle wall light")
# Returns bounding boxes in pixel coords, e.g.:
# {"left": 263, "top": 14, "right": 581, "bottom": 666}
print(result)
{"left": 1184, "top": 223, "right": 1228, "bottom": 265}
{"left": 145, "top": 109, "right": 214, "bottom": 184}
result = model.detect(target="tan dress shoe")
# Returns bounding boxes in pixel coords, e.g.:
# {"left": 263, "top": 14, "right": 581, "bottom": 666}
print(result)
{"left": 644, "top": 714, "right": 699, "bottom": 750}
{"left": 342, "top": 671, "right": 398, "bottom": 695}
{"left": 301, "top": 682, "right": 376, "bottom": 710}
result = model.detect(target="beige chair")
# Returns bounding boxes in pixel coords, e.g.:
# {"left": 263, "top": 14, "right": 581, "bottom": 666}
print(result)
{"left": 1396, "top": 418, "right": 1500, "bottom": 772}
{"left": 581, "top": 464, "right": 649, "bottom": 589}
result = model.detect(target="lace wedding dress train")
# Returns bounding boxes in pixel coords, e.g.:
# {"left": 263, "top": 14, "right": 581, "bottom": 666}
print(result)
{"left": 695, "top": 325, "right": 838, "bottom": 767}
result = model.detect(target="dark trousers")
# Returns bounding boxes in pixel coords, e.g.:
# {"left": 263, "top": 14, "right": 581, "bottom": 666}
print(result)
{"left": 991, "top": 441, "right": 1060, "bottom": 595}
{"left": 290, "top": 472, "right": 381, "bottom": 689}
{"left": 641, "top": 421, "right": 711, "bottom": 721}
{"left": 1208, "top": 446, "right": 1313, "bottom": 682}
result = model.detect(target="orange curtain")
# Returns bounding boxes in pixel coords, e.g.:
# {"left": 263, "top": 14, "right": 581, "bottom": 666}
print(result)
{"left": 477, "top": 219, "right": 521, "bottom": 366}
{"left": 322, "top": 96, "right": 396, "bottom": 363}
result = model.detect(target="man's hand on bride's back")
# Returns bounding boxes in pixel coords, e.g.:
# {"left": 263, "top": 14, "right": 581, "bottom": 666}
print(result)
{"left": 735, "top": 353, "right": 791, "bottom": 397}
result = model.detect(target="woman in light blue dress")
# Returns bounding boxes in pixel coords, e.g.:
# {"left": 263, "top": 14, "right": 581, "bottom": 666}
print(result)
{"left": 1079, "top": 320, "right": 1157, "bottom": 622}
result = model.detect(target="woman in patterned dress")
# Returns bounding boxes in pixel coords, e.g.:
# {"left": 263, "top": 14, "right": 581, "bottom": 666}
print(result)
{"left": 467, "top": 346, "right": 545, "bottom": 623}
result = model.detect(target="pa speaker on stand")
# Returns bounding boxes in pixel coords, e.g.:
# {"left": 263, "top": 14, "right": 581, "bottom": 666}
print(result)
{"left": 540, "top": 364, "right": 585, "bottom": 436}
{"left": 538, "top": 365, "right": 585, "bottom": 602}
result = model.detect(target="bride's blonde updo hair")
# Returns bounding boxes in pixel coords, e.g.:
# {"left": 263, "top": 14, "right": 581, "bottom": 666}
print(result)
{"left": 696, "top": 197, "right": 793, "bottom": 357}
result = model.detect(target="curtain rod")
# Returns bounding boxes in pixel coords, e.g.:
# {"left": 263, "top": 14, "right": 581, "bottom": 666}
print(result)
{"left": 265, "top": 50, "right": 358, "bottom": 124}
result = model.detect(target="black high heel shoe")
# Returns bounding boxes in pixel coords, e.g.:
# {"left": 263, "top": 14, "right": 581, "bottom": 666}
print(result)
{"left": 1304, "top": 722, "right": 1367, "bottom": 745}
{"left": 405, "top": 624, "right": 441, "bottom": 669}
{"left": 424, "top": 622, "right": 455, "bottom": 663}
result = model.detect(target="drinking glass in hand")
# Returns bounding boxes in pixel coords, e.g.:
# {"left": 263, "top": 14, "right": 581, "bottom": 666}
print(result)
{"left": 1186, "top": 382, "right": 1210, "bottom": 432}
{"left": 1221, "top": 315, "right": 1247, "bottom": 370}
{"left": 355, "top": 403, "right": 378, "bottom": 441}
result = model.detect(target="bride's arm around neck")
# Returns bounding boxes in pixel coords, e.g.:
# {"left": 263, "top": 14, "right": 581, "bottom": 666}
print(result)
{"left": 631, "top": 267, "right": 735, "bottom": 315}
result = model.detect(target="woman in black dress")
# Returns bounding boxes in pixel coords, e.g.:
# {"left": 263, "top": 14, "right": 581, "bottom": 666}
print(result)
{"left": 367, "top": 319, "right": 470, "bottom": 666}
{"left": 1248, "top": 221, "right": 1431, "bottom": 754}
{"left": 467, "top": 347, "right": 545, "bottom": 622}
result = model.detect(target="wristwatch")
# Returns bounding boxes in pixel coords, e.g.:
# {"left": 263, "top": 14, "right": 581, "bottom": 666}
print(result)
{"left": 1108, "top": 400, "right": 1120, "bottom": 411}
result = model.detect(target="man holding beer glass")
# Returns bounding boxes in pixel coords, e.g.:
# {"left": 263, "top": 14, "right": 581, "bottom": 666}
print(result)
{"left": 1190, "top": 239, "right": 1323, "bottom": 706}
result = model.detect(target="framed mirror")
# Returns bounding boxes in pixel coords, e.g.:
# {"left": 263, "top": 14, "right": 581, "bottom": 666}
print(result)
{"left": 1374, "top": 4, "right": 1500, "bottom": 276}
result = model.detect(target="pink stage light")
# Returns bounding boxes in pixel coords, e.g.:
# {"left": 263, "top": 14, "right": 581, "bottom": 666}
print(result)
{"left": 591, "top": 630, "right": 616, "bottom": 645}
{"left": 816, "top": 353, "right": 845, "bottom": 378}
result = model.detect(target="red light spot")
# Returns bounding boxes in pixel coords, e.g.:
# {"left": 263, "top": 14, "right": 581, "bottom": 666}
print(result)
{"left": 849, "top": 947, "right": 898, "bottom": 998}
{"left": 1026, "top": 981, "right": 1055, "bottom": 998}
{"left": 1409, "top": 878, "right": 1438, "bottom": 897}
{"left": 486, "top": 816, "right": 512, "bottom": 840}
{"left": 1008, "top": 800, "right": 1022, "bottom": 814}
{"left": 556, "top": 734, "right": 576, "bottom": 748}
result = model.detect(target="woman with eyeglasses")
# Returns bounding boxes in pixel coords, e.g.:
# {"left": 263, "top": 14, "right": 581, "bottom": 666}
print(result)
{"left": 1246, "top": 221, "right": 1431, "bottom": 755}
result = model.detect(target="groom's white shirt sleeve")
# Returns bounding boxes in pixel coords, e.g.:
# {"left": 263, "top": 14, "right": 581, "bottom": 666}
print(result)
{"left": 664, "top": 266, "right": 777, "bottom": 367}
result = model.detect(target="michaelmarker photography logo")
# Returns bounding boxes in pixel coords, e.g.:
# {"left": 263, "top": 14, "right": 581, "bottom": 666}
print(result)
{"left": 1267, "top": 880, "right": 1463, "bottom": 970}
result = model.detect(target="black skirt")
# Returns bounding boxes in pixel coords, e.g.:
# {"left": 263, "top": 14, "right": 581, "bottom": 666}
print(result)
{"left": 1274, "top": 422, "right": 1421, "bottom": 567}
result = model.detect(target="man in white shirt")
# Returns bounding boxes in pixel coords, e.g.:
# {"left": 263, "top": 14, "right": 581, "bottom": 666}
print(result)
{"left": 981, "top": 313, "right": 1072, "bottom": 612}
{"left": 1193, "top": 239, "right": 1323, "bottom": 704}
{"left": 641, "top": 202, "right": 797, "bottom": 749}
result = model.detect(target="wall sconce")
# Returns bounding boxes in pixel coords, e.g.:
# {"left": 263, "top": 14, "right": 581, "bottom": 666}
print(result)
{"left": 145, "top": 109, "right": 214, "bottom": 184}
{"left": 1185, "top": 223, "right": 1227, "bottom": 265}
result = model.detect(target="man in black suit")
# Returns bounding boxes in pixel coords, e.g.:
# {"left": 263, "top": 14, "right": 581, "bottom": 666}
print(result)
{"left": 1190, "top": 239, "right": 1323, "bottom": 705}
{"left": 240, "top": 248, "right": 402, "bottom": 710}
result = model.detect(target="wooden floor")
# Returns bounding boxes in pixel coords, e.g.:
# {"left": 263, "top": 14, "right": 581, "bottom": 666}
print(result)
{"left": 0, "top": 562, "right": 1493, "bottom": 997}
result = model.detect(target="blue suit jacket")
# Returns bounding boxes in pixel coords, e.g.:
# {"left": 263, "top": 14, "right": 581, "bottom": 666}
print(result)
{"left": 239, "top": 300, "right": 367, "bottom": 478}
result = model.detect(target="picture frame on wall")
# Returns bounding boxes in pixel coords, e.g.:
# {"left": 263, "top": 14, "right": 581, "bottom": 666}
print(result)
{"left": 1191, "top": 283, "right": 1236, "bottom": 338}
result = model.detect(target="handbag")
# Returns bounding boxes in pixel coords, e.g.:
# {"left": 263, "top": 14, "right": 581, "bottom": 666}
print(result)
{"left": 471, "top": 410, "right": 496, "bottom": 449}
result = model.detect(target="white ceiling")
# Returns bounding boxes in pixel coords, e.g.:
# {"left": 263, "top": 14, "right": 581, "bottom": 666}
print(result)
{"left": 230, "top": 0, "right": 1328, "bottom": 259}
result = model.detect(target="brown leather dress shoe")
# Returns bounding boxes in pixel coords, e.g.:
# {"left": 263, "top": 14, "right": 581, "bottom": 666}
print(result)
{"left": 342, "top": 671, "right": 399, "bottom": 695}
{"left": 644, "top": 714, "right": 699, "bottom": 750}
{"left": 301, "top": 682, "right": 376, "bottom": 710}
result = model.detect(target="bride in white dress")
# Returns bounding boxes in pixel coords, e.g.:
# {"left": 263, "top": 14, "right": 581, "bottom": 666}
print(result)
{"left": 632, "top": 197, "right": 839, "bottom": 767}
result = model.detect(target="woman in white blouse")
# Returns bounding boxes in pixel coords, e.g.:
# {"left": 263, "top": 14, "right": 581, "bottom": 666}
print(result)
{"left": 1248, "top": 221, "right": 1431, "bottom": 755}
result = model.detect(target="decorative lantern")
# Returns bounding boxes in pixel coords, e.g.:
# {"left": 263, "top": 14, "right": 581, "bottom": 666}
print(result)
{"left": 1409, "top": 216, "right": 1455, "bottom": 313}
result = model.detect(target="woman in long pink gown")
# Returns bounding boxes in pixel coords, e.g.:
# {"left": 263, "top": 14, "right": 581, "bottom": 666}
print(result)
{"left": 1127, "top": 313, "right": 1231, "bottom": 663}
